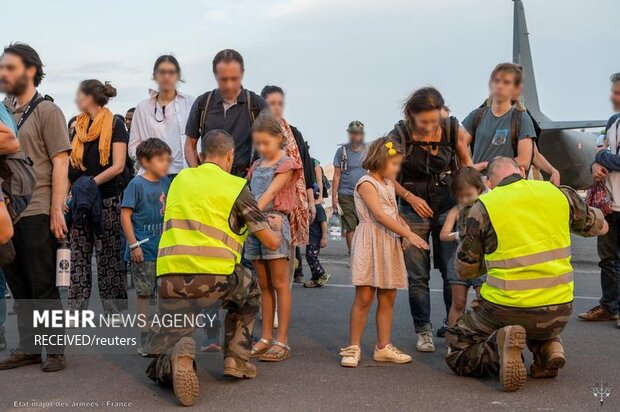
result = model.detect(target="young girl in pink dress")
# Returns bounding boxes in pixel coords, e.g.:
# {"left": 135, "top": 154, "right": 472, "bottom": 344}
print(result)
{"left": 340, "top": 137, "right": 429, "bottom": 368}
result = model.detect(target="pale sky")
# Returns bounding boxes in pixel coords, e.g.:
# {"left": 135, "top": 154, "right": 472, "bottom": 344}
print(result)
{"left": 2, "top": 0, "right": 618, "bottom": 163}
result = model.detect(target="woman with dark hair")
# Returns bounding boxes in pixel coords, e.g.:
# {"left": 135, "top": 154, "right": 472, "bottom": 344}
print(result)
{"left": 128, "top": 55, "right": 194, "bottom": 179}
{"left": 261, "top": 85, "right": 316, "bottom": 285}
{"left": 387, "top": 87, "right": 472, "bottom": 353}
{"left": 68, "top": 79, "right": 128, "bottom": 314}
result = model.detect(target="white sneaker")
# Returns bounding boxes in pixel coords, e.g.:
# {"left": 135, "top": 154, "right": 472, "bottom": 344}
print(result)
{"left": 373, "top": 344, "right": 412, "bottom": 364}
{"left": 339, "top": 345, "right": 361, "bottom": 367}
{"left": 416, "top": 331, "right": 436, "bottom": 352}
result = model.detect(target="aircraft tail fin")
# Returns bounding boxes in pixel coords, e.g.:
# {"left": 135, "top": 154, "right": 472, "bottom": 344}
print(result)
{"left": 513, "top": 0, "right": 541, "bottom": 116}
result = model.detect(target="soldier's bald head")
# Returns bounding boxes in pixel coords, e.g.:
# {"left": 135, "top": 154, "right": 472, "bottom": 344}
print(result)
{"left": 199, "top": 129, "right": 235, "bottom": 173}
{"left": 487, "top": 157, "right": 522, "bottom": 188}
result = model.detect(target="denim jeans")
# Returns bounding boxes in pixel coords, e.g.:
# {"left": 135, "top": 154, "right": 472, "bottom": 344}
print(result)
{"left": 597, "top": 212, "right": 620, "bottom": 315}
{"left": 401, "top": 204, "right": 455, "bottom": 333}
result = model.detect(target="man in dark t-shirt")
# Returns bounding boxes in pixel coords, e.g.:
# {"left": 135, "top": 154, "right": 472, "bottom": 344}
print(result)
{"left": 184, "top": 49, "right": 266, "bottom": 177}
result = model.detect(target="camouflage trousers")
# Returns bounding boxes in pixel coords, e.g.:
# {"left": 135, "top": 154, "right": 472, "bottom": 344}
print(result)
{"left": 145, "top": 265, "right": 260, "bottom": 386}
{"left": 445, "top": 298, "right": 572, "bottom": 377}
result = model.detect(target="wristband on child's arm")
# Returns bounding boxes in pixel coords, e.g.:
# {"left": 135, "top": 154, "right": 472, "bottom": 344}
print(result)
{"left": 129, "top": 238, "right": 149, "bottom": 250}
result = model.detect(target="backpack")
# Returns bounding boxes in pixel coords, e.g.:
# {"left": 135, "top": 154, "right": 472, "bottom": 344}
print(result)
{"left": 0, "top": 94, "right": 50, "bottom": 222}
{"left": 394, "top": 115, "right": 461, "bottom": 173}
{"left": 320, "top": 166, "right": 331, "bottom": 198}
{"left": 469, "top": 106, "right": 522, "bottom": 157}
{"left": 196, "top": 89, "right": 261, "bottom": 138}
{"left": 339, "top": 143, "right": 367, "bottom": 172}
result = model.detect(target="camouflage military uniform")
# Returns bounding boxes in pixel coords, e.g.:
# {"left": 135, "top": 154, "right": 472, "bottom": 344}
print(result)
{"left": 145, "top": 266, "right": 260, "bottom": 385}
{"left": 146, "top": 185, "right": 268, "bottom": 386}
{"left": 446, "top": 174, "right": 606, "bottom": 377}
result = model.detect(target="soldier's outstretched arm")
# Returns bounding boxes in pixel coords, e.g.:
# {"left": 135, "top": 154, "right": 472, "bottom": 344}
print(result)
{"left": 560, "top": 186, "right": 608, "bottom": 237}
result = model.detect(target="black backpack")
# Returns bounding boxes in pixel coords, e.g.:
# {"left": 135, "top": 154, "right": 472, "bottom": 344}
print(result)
{"left": 394, "top": 115, "right": 461, "bottom": 173}
{"left": 196, "top": 89, "right": 261, "bottom": 138}
{"left": 469, "top": 106, "right": 523, "bottom": 156}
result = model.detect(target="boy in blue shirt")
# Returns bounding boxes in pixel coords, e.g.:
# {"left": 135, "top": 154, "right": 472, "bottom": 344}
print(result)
{"left": 120, "top": 138, "right": 172, "bottom": 355}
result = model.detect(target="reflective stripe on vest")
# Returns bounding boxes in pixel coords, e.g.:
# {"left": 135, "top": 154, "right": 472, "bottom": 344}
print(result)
{"left": 157, "top": 163, "right": 248, "bottom": 276}
{"left": 164, "top": 219, "right": 243, "bottom": 255}
{"left": 479, "top": 179, "right": 573, "bottom": 308}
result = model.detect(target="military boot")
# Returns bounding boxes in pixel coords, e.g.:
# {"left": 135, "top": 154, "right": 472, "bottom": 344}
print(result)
{"left": 223, "top": 356, "right": 257, "bottom": 379}
{"left": 530, "top": 340, "right": 565, "bottom": 379}
{"left": 171, "top": 337, "right": 199, "bottom": 407}
{"left": 496, "top": 325, "right": 527, "bottom": 392}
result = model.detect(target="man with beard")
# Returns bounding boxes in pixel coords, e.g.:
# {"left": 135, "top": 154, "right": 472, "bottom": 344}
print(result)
{"left": 0, "top": 43, "right": 71, "bottom": 372}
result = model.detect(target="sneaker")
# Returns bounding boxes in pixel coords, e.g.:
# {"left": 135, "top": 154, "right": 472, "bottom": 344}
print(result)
{"left": 416, "top": 331, "right": 435, "bottom": 352}
{"left": 496, "top": 325, "right": 527, "bottom": 392}
{"left": 339, "top": 345, "right": 361, "bottom": 367}
{"left": 293, "top": 274, "right": 304, "bottom": 284}
{"left": 303, "top": 280, "right": 320, "bottom": 288}
{"left": 436, "top": 324, "right": 448, "bottom": 338}
{"left": 171, "top": 337, "right": 199, "bottom": 407}
{"left": 200, "top": 338, "right": 222, "bottom": 353}
{"left": 317, "top": 273, "right": 331, "bottom": 286}
{"left": 223, "top": 356, "right": 257, "bottom": 379}
{"left": 0, "top": 350, "right": 42, "bottom": 370}
{"left": 578, "top": 305, "right": 619, "bottom": 321}
{"left": 530, "top": 340, "right": 565, "bottom": 379}
{"left": 41, "top": 354, "right": 65, "bottom": 372}
{"left": 373, "top": 344, "right": 412, "bottom": 364}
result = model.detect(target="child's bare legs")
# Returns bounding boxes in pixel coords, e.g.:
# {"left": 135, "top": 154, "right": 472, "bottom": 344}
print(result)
{"left": 376, "top": 289, "right": 396, "bottom": 347}
{"left": 268, "top": 258, "right": 291, "bottom": 348}
{"left": 254, "top": 260, "right": 275, "bottom": 351}
{"left": 349, "top": 286, "right": 375, "bottom": 347}
{"left": 448, "top": 284, "right": 468, "bottom": 327}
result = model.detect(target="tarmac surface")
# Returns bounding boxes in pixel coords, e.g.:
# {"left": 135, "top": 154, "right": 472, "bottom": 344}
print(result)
{"left": 0, "top": 235, "right": 619, "bottom": 411}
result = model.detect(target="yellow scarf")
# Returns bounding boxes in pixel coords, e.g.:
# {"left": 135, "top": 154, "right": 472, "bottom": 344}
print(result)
{"left": 70, "top": 107, "right": 114, "bottom": 171}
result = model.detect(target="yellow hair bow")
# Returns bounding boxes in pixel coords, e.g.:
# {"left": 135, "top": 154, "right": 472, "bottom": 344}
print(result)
{"left": 384, "top": 141, "right": 397, "bottom": 156}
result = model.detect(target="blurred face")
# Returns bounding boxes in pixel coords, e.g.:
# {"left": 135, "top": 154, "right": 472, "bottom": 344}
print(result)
{"left": 381, "top": 154, "right": 403, "bottom": 180}
{"left": 125, "top": 111, "right": 133, "bottom": 130}
{"left": 214, "top": 61, "right": 243, "bottom": 101}
{"left": 348, "top": 131, "right": 364, "bottom": 146}
{"left": 75, "top": 89, "right": 96, "bottom": 113}
{"left": 456, "top": 185, "right": 481, "bottom": 207}
{"left": 154, "top": 61, "right": 179, "bottom": 93}
{"left": 490, "top": 71, "right": 517, "bottom": 103}
{"left": 611, "top": 81, "right": 620, "bottom": 112}
{"left": 265, "top": 92, "right": 285, "bottom": 119}
{"left": 0, "top": 53, "right": 34, "bottom": 95}
{"left": 141, "top": 152, "right": 172, "bottom": 178}
{"left": 411, "top": 109, "right": 441, "bottom": 135}
{"left": 252, "top": 130, "right": 282, "bottom": 160}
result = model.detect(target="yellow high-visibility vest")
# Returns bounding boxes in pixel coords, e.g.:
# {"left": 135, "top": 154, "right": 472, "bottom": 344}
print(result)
{"left": 478, "top": 179, "right": 573, "bottom": 307}
{"left": 157, "top": 163, "right": 248, "bottom": 276}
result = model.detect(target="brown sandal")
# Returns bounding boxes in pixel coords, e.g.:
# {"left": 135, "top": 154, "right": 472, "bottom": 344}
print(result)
{"left": 259, "top": 341, "right": 291, "bottom": 362}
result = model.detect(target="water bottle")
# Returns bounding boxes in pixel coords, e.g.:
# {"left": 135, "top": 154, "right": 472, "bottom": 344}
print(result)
{"left": 56, "top": 240, "right": 71, "bottom": 288}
